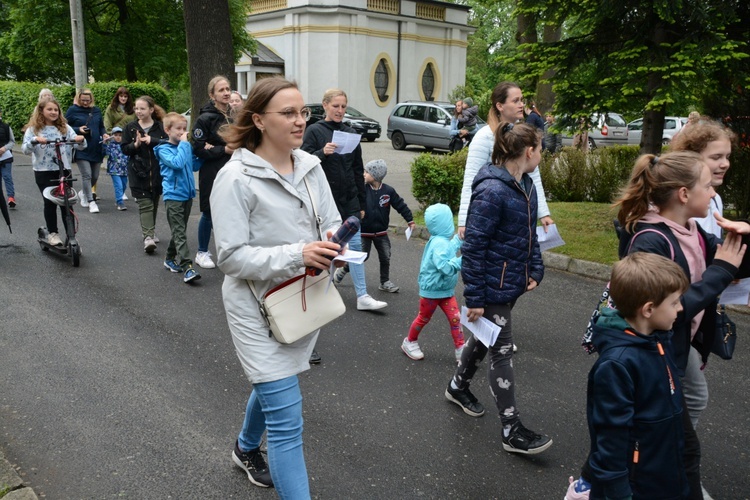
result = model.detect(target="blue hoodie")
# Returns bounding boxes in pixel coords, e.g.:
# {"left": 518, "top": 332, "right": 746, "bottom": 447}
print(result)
{"left": 418, "top": 204, "right": 462, "bottom": 298}
{"left": 155, "top": 141, "right": 201, "bottom": 202}
{"left": 587, "top": 308, "right": 687, "bottom": 500}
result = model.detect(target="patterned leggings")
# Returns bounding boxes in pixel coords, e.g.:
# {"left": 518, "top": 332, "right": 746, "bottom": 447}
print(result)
{"left": 452, "top": 302, "right": 518, "bottom": 427}
{"left": 407, "top": 296, "right": 464, "bottom": 348}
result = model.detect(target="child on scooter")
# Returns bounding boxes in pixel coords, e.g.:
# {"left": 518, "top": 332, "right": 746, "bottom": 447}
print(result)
{"left": 154, "top": 112, "right": 202, "bottom": 284}
{"left": 21, "top": 98, "right": 85, "bottom": 246}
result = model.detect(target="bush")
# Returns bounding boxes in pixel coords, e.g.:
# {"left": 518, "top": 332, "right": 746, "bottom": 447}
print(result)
{"left": 0, "top": 80, "right": 170, "bottom": 132}
{"left": 539, "top": 145, "right": 640, "bottom": 203}
{"left": 411, "top": 148, "right": 468, "bottom": 212}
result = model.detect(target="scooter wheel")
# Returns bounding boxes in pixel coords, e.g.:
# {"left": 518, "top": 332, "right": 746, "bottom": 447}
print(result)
{"left": 70, "top": 243, "right": 81, "bottom": 267}
{"left": 40, "top": 241, "right": 49, "bottom": 252}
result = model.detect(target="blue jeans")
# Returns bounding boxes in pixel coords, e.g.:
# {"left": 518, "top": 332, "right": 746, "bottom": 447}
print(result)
{"left": 238, "top": 376, "right": 309, "bottom": 499}
{"left": 348, "top": 230, "right": 367, "bottom": 297}
{"left": 110, "top": 174, "right": 128, "bottom": 204}
{"left": 1, "top": 162, "right": 14, "bottom": 198}
{"left": 198, "top": 211, "right": 212, "bottom": 253}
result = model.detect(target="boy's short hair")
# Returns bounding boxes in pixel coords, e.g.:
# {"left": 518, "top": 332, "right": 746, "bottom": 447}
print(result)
{"left": 163, "top": 112, "right": 188, "bottom": 131}
{"left": 610, "top": 252, "right": 689, "bottom": 318}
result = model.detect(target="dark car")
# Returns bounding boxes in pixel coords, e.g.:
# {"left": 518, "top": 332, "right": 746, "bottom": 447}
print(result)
{"left": 305, "top": 104, "right": 381, "bottom": 142}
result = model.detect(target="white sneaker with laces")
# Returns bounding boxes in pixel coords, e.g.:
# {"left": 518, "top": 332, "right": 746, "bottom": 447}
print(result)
{"left": 401, "top": 337, "right": 424, "bottom": 360}
{"left": 89, "top": 200, "right": 99, "bottom": 213}
{"left": 195, "top": 251, "right": 216, "bottom": 269}
{"left": 356, "top": 294, "right": 387, "bottom": 311}
{"left": 78, "top": 190, "right": 89, "bottom": 207}
{"left": 122, "top": 193, "right": 129, "bottom": 200}
{"left": 47, "top": 232, "right": 63, "bottom": 246}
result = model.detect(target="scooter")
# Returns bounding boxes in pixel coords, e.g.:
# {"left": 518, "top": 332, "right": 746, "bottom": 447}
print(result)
{"left": 34, "top": 138, "right": 82, "bottom": 267}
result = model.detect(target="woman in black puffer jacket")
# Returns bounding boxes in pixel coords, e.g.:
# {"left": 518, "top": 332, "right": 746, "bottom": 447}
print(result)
{"left": 121, "top": 95, "right": 167, "bottom": 254}
{"left": 191, "top": 75, "right": 234, "bottom": 270}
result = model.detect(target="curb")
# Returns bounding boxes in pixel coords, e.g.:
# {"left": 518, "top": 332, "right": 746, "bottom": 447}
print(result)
{"left": 0, "top": 451, "right": 38, "bottom": 500}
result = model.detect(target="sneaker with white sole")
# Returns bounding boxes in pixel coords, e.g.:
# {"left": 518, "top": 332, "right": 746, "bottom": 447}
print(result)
{"left": 195, "top": 251, "right": 216, "bottom": 269}
{"left": 232, "top": 440, "right": 273, "bottom": 488}
{"left": 47, "top": 232, "right": 63, "bottom": 246}
{"left": 401, "top": 337, "right": 424, "bottom": 360}
{"left": 445, "top": 384, "right": 485, "bottom": 417}
{"left": 564, "top": 476, "right": 591, "bottom": 500}
{"left": 502, "top": 421, "right": 552, "bottom": 455}
{"left": 333, "top": 267, "right": 348, "bottom": 284}
{"left": 144, "top": 236, "right": 157, "bottom": 254}
{"left": 378, "top": 280, "right": 400, "bottom": 293}
{"left": 78, "top": 190, "right": 89, "bottom": 207}
{"left": 164, "top": 259, "right": 181, "bottom": 273}
{"left": 122, "top": 193, "right": 129, "bottom": 200}
{"left": 357, "top": 294, "right": 387, "bottom": 311}
{"left": 89, "top": 200, "right": 100, "bottom": 213}
{"left": 153, "top": 234, "right": 160, "bottom": 243}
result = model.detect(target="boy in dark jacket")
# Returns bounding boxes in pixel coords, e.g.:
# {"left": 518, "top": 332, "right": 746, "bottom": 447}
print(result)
{"left": 155, "top": 113, "right": 202, "bottom": 284}
{"left": 358, "top": 159, "right": 415, "bottom": 292}
{"left": 586, "top": 252, "right": 690, "bottom": 500}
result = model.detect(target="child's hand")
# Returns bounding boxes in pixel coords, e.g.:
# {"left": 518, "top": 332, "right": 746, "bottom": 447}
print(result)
{"left": 180, "top": 131, "right": 189, "bottom": 142}
{"left": 715, "top": 212, "right": 750, "bottom": 235}
{"left": 35, "top": 136, "right": 48, "bottom": 145}
{"left": 134, "top": 131, "right": 142, "bottom": 147}
{"left": 103, "top": 133, "right": 110, "bottom": 142}
{"left": 142, "top": 133, "right": 151, "bottom": 145}
{"left": 715, "top": 231, "right": 747, "bottom": 269}
{"left": 204, "top": 142, "right": 214, "bottom": 150}
{"left": 458, "top": 226, "right": 466, "bottom": 239}
{"left": 526, "top": 278, "right": 538, "bottom": 291}
{"left": 466, "top": 307, "right": 484, "bottom": 322}
{"left": 74, "top": 135, "right": 85, "bottom": 143}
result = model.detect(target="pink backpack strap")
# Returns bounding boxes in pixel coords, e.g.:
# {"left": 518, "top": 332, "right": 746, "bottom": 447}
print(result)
{"left": 627, "top": 228, "right": 675, "bottom": 260}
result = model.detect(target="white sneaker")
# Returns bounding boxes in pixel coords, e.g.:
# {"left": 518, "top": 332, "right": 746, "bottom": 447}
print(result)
{"left": 144, "top": 236, "right": 157, "bottom": 254}
{"left": 153, "top": 234, "right": 160, "bottom": 243}
{"left": 195, "top": 251, "right": 216, "bottom": 269}
{"left": 401, "top": 337, "right": 424, "bottom": 360}
{"left": 78, "top": 190, "right": 89, "bottom": 208}
{"left": 89, "top": 201, "right": 99, "bottom": 213}
{"left": 122, "top": 193, "right": 129, "bottom": 200}
{"left": 357, "top": 294, "right": 387, "bottom": 311}
{"left": 47, "top": 232, "right": 63, "bottom": 246}
{"left": 513, "top": 344, "right": 518, "bottom": 352}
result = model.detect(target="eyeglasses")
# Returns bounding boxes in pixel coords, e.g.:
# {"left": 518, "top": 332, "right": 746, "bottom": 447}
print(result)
{"left": 260, "top": 107, "right": 311, "bottom": 122}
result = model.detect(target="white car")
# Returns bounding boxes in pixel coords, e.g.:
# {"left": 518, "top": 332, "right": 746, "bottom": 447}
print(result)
{"left": 627, "top": 116, "right": 688, "bottom": 145}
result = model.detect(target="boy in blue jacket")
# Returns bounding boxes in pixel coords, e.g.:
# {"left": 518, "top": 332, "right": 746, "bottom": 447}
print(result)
{"left": 586, "top": 252, "right": 690, "bottom": 500}
{"left": 155, "top": 113, "right": 202, "bottom": 283}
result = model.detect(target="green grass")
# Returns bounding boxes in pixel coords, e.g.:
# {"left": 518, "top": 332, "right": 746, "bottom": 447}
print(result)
{"left": 412, "top": 202, "right": 619, "bottom": 265}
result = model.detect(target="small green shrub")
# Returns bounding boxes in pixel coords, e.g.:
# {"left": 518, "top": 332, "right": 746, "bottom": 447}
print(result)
{"left": 411, "top": 148, "right": 468, "bottom": 212}
{"left": 0, "top": 80, "right": 170, "bottom": 132}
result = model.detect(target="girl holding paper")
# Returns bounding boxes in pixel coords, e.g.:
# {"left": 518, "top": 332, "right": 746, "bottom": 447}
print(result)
{"left": 445, "top": 121, "right": 553, "bottom": 455}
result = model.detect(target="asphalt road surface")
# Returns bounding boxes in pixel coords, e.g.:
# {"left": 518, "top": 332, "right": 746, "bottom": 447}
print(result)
{"left": 1, "top": 143, "right": 749, "bottom": 499}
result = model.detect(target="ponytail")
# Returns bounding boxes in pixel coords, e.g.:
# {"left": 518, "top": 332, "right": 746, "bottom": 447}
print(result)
{"left": 492, "top": 121, "right": 541, "bottom": 165}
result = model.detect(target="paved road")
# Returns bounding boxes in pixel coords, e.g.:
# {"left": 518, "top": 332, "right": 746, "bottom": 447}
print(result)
{"left": 1, "top": 146, "right": 749, "bottom": 499}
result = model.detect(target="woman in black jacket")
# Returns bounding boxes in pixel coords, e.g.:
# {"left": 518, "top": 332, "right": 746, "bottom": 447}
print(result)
{"left": 191, "top": 75, "right": 234, "bottom": 269}
{"left": 121, "top": 96, "right": 167, "bottom": 254}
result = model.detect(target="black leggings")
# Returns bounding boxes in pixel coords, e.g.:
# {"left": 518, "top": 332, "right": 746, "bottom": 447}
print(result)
{"left": 35, "top": 170, "right": 72, "bottom": 234}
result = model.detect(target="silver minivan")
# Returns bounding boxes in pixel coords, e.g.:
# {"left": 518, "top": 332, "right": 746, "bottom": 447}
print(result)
{"left": 561, "top": 112, "right": 629, "bottom": 149}
{"left": 387, "top": 101, "right": 486, "bottom": 151}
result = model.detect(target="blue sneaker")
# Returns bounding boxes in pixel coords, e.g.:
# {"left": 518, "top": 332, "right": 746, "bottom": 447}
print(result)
{"left": 164, "top": 259, "right": 181, "bottom": 273}
{"left": 183, "top": 266, "right": 201, "bottom": 283}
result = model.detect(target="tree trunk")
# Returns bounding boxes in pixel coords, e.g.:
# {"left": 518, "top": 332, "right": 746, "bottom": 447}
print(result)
{"left": 640, "top": 21, "right": 667, "bottom": 155}
{"left": 114, "top": 0, "right": 137, "bottom": 81}
{"left": 516, "top": 5, "right": 538, "bottom": 93}
{"left": 535, "top": 23, "right": 561, "bottom": 114}
{"left": 183, "top": 0, "right": 235, "bottom": 124}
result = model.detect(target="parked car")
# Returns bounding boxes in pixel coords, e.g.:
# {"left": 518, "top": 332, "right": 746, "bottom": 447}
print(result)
{"left": 627, "top": 116, "right": 688, "bottom": 145}
{"left": 305, "top": 103, "right": 381, "bottom": 141}
{"left": 386, "top": 101, "right": 487, "bottom": 151}
{"left": 560, "top": 112, "right": 629, "bottom": 149}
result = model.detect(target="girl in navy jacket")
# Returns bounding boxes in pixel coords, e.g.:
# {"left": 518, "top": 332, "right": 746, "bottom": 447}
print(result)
{"left": 445, "top": 122, "right": 552, "bottom": 455}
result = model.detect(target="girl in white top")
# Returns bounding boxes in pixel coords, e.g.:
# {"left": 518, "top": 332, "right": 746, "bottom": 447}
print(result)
{"left": 22, "top": 98, "right": 85, "bottom": 246}
{"left": 457, "top": 81, "right": 553, "bottom": 238}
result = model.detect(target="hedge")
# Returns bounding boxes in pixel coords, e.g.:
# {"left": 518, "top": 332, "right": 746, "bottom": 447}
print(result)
{"left": 411, "top": 148, "right": 468, "bottom": 212}
{"left": 0, "top": 81, "right": 170, "bottom": 133}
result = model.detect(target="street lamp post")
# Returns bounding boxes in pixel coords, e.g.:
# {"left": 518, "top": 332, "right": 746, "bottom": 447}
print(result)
{"left": 69, "top": 0, "right": 88, "bottom": 90}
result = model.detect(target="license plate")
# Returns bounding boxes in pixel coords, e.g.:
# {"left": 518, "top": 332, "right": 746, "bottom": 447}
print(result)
{"left": 368, "top": 129, "right": 377, "bottom": 134}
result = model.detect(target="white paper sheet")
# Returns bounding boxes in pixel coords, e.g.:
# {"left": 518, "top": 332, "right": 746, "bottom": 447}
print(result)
{"left": 536, "top": 224, "right": 565, "bottom": 252}
{"left": 460, "top": 306, "right": 501, "bottom": 348}
{"left": 333, "top": 249, "right": 368, "bottom": 265}
{"left": 332, "top": 130, "right": 361, "bottom": 155}
{"left": 405, "top": 226, "right": 413, "bottom": 241}
{"left": 0, "top": 149, "right": 11, "bottom": 162}
{"left": 719, "top": 278, "right": 750, "bottom": 305}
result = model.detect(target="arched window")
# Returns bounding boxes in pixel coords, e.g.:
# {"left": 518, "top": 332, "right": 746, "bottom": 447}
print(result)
{"left": 374, "top": 59, "right": 389, "bottom": 102}
{"left": 421, "top": 63, "right": 435, "bottom": 101}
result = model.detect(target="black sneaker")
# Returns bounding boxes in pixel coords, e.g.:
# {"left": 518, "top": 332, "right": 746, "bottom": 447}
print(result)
{"left": 445, "top": 384, "right": 485, "bottom": 417}
{"left": 232, "top": 440, "right": 273, "bottom": 488}
{"left": 309, "top": 349, "right": 322, "bottom": 364}
{"left": 502, "top": 421, "right": 553, "bottom": 455}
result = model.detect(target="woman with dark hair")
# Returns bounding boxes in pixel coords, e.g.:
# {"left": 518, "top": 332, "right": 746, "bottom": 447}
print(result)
{"left": 457, "top": 82, "right": 553, "bottom": 239}
{"left": 211, "top": 78, "right": 342, "bottom": 498}
{"left": 191, "top": 75, "right": 234, "bottom": 270}
{"left": 65, "top": 88, "right": 108, "bottom": 213}
{"left": 104, "top": 86, "right": 135, "bottom": 133}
